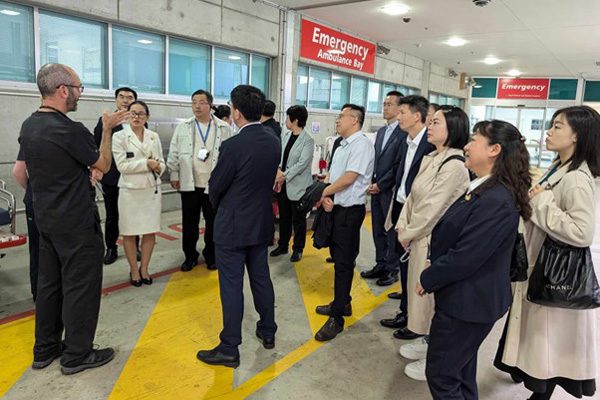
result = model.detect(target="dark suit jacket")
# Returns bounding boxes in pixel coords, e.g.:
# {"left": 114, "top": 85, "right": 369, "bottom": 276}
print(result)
{"left": 420, "top": 183, "right": 518, "bottom": 324}
{"left": 209, "top": 123, "right": 281, "bottom": 247}
{"left": 262, "top": 118, "right": 282, "bottom": 140}
{"left": 93, "top": 116, "right": 124, "bottom": 187}
{"left": 392, "top": 130, "right": 435, "bottom": 201}
{"left": 373, "top": 124, "right": 406, "bottom": 193}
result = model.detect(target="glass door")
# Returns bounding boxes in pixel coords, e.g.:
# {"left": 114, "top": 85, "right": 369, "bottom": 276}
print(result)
{"left": 518, "top": 108, "right": 546, "bottom": 168}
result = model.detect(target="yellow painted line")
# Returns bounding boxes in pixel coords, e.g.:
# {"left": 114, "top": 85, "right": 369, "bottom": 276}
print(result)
{"left": 0, "top": 316, "right": 35, "bottom": 397}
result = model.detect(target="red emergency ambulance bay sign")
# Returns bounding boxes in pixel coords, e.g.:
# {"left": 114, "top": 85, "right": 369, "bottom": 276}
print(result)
{"left": 497, "top": 78, "right": 550, "bottom": 99}
{"left": 300, "top": 19, "right": 376, "bottom": 74}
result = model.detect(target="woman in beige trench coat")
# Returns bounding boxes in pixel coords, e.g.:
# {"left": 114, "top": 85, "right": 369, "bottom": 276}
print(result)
{"left": 495, "top": 105, "right": 600, "bottom": 400}
{"left": 395, "top": 105, "right": 471, "bottom": 381}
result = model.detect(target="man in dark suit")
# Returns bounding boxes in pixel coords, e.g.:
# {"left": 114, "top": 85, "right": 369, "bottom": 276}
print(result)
{"left": 379, "top": 95, "right": 435, "bottom": 340}
{"left": 196, "top": 85, "right": 280, "bottom": 368}
{"left": 361, "top": 90, "right": 406, "bottom": 283}
{"left": 261, "top": 99, "right": 282, "bottom": 139}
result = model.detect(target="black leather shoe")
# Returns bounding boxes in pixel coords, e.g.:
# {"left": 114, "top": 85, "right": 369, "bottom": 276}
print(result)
{"left": 181, "top": 258, "right": 198, "bottom": 272}
{"left": 376, "top": 272, "right": 399, "bottom": 286}
{"left": 130, "top": 273, "right": 142, "bottom": 287}
{"left": 103, "top": 248, "right": 118, "bottom": 265}
{"left": 380, "top": 313, "right": 407, "bottom": 329}
{"left": 387, "top": 291, "right": 402, "bottom": 299}
{"left": 60, "top": 348, "right": 115, "bottom": 375}
{"left": 140, "top": 270, "right": 153, "bottom": 285}
{"left": 269, "top": 247, "right": 288, "bottom": 257}
{"left": 315, "top": 317, "right": 344, "bottom": 341}
{"left": 393, "top": 327, "right": 423, "bottom": 340}
{"left": 255, "top": 330, "right": 275, "bottom": 349}
{"left": 290, "top": 250, "right": 303, "bottom": 262}
{"left": 196, "top": 347, "right": 240, "bottom": 368}
{"left": 325, "top": 257, "right": 334, "bottom": 263}
{"left": 315, "top": 302, "right": 352, "bottom": 317}
{"left": 32, "top": 346, "right": 63, "bottom": 370}
{"left": 360, "top": 265, "right": 386, "bottom": 279}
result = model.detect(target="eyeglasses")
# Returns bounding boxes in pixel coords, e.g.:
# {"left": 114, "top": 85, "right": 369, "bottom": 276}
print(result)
{"left": 130, "top": 111, "right": 147, "bottom": 118}
{"left": 57, "top": 84, "right": 84, "bottom": 93}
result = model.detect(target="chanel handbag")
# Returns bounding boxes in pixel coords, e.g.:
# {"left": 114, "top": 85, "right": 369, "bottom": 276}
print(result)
{"left": 527, "top": 236, "right": 600, "bottom": 309}
{"left": 510, "top": 233, "right": 528, "bottom": 282}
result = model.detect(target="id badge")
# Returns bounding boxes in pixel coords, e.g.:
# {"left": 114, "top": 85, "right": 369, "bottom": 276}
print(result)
{"left": 197, "top": 148, "right": 209, "bottom": 161}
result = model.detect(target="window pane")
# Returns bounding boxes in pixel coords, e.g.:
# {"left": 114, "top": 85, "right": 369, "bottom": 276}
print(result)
{"left": 113, "top": 26, "right": 164, "bottom": 93}
{"left": 39, "top": 11, "right": 107, "bottom": 88}
{"left": 214, "top": 48, "right": 249, "bottom": 99}
{"left": 168, "top": 38, "right": 210, "bottom": 96}
{"left": 331, "top": 72, "right": 349, "bottom": 110}
{"left": 251, "top": 55, "right": 270, "bottom": 95}
{"left": 367, "top": 80, "right": 382, "bottom": 113}
{"left": 296, "top": 65, "right": 308, "bottom": 106}
{"left": 396, "top": 85, "right": 407, "bottom": 96}
{"left": 308, "top": 67, "right": 330, "bottom": 109}
{"left": 383, "top": 83, "right": 395, "bottom": 97}
{"left": 0, "top": 2, "right": 34, "bottom": 82}
{"left": 350, "top": 77, "right": 367, "bottom": 106}
{"left": 408, "top": 87, "right": 420, "bottom": 95}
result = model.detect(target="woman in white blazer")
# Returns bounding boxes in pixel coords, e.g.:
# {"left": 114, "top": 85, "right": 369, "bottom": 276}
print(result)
{"left": 113, "top": 101, "right": 165, "bottom": 287}
{"left": 495, "top": 106, "right": 600, "bottom": 400}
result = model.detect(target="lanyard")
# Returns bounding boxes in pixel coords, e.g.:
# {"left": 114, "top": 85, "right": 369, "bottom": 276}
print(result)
{"left": 539, "top": 163, "right": 560, "bottom": 185}
{"left": 39, "top": 105, "right": 69, "bottom": 119}
{"left": 195, "top": 119, "right": 211, "bottom": 145}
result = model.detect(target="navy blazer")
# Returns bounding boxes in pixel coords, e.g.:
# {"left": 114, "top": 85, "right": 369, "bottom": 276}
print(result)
{"left": 373, "top": 124, "right": 406, "bottom": 193}
{"left": 420, "top": 183, "right": 518, "bottom": 324}
{"left": 392, "top": 130, "right": 435, "bottom": 201}
{"left": 209, "top": 123, "right": 281, "bottom": 247}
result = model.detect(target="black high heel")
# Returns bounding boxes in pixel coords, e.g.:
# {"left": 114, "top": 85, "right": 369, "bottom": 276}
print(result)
{"left": 130, "top": 272, "right": 142, "bottom": 287}
{"left": 140, "top": 269, "right": 153, "bottom": 285}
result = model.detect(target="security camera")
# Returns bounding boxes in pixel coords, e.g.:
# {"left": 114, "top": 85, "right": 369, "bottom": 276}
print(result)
{"left": 402, "top": 17, "right": 412, "bottom": 23}
{"left": 473, "top": 0, "right": 492, "bottom": 6}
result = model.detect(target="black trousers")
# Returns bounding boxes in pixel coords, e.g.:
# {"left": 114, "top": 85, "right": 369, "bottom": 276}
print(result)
{"left": 34, "top": 221, "right": 104, "bottom": 367}
{"left": 330, "top": 204, "right": 366, "bottom": 322}
{"left": 276, "top": 185, "right": 307, "bottom": 251}
{"left": 181, "top": 188, "right": 215, "bottom": 265}
{"left": 426, "top": 308, "right": 495, "bottom": 400}
{"left": 101, "top": 184, "right": 120, "bottom": 250}
{"left": 370, "top": 190, "right": 393, "bottom": 265}
{"left": 384, "top": 200, "right": 409, "bottom": 314}
{"left": 216, "top": 243, "right": 277, "bottom": 355}
{"left": 25, "top": 202, "right": 40, "bottom": 301}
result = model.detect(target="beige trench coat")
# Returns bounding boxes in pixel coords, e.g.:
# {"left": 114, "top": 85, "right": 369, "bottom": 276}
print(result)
{"left": 500, "top": 160, "right": 598, "bottom": 381}
{"left": 395, "top": 148, "right": 470, "bottom": 334}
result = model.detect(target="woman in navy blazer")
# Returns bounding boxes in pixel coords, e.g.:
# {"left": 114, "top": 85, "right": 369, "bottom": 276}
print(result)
{"left": 417, "top": 120, "right": 532, "bottom": 400}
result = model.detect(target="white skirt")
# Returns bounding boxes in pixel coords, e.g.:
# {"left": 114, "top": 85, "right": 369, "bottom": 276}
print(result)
{"left": 118, "top": 186, "right": 162, "bottom": 236}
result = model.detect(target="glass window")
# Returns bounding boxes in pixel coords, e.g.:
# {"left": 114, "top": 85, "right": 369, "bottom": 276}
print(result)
{"left": 397, "top": 85, "right": 408, "bottom": 96}
{"left": 331, "top": 72, "right": 349, "bottom": 110}
{"left": 214, "top": 48, "right": 249, "bottom": 99}
{"left": 39, "top": 11, "right": 107, "bottom": 89}
{"left": 350, "top": 77, "right": 367, "bottom": 107}
{"left": 168, "top": 38, "right": 210, "bottom": 96}
{"left": 367, "top": 80, "right": 382, "bottom": 113}
{"left": 308, "top": 67, "right": 331, "bottom": 109}
{"left": 0, "top": 2, "right": 34, "bottom": 82}
{"left": 383, "top": 83, "right": 395, "bottom": 97}
{"left": 251, "top": 55, "right": 270, "bottom": 95}
{"left": 296, "top": 64, "right": 308, "bottom": 106}
{"left": 428, "top": 93, "right": 439, "bottom": 104}
{"left": 113, "top": 26, "right": 164, "bottom": 93}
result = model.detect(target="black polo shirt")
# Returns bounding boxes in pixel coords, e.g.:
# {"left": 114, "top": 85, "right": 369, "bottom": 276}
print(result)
{"left": 18, "top": 110, "right": 100, "bottom": 234}
{"left": 16, "top": 148, "right": 33, "bottom": 206}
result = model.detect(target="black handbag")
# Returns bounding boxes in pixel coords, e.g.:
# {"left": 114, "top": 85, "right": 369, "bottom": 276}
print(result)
{"left": 510, "top": 233, "right": 528, "bottom": 282}
{"left": 527, "top": 236, "right": 600, "bottom": 309}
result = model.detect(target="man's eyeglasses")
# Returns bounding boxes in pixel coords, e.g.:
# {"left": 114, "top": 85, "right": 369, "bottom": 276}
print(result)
{"left": 57, "top": 84, "right": 84, "bottom": 93}
{"left": 130, "top": 111, "right": 147, "bottom": 118}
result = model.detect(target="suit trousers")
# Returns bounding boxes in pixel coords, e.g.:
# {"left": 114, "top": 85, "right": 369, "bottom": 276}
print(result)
{"left": 276, "top": 184, "right": 307, "bottom": 251}
{"left": 25, "top": 201, "right": 40, "bottom": 301}
{"left": 426, "top": 308, "right": 495, "bottom": 400}
{"left": 34, "top": 221, "right": 104, "bottom": 367}
{"left": 101, "top": 184, "right": 120, "bottom": 250}
{"left": 181, "top": 188, "right": 215, "bottom": 265}
{"left": 384, "top": 200, "right": 409, "bottom": 315}
{"left": 330, "top": 205, "right": 366, "bottom": 323}
{"left": 216, "top": 243, "right": 277, "bottom": 355}
{"left": 370, "top": 190, "right": 393, "bottom": 265}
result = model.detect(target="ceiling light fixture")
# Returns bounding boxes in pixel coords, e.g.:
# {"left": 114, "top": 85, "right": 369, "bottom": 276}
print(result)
{"left": 228, "top": 55, "right": 241, "bottom": 60}
{"left": 445, "top": 37, "right": 466, "bottom": 47}
{"left": 474, "top": 85, "right": 483, "bottom": 88}
{"left": 483, "top": 56, "right": 501, "bottom": 65}
{"left": 507, "top": 69, "right": 522, "bottom": 76}
{"left": 380, "top": 3, "right": 410, "bottom": 16}
{"left": 1, "top": 9, "right": 20, "bottom": 16}
{"left": 137, "top": 39, "right": 153, "bottom": 45}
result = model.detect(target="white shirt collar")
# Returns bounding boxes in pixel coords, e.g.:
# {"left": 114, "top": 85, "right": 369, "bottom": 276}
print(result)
{"left": 387, "top": 120, "right": 399, "bottom": 129}
{"left": 341, "top": 130, "right": 363, "bottom": 146}
{"left": 468, "top": 175, "right": 491, "bottom": 193}
{"left": 407, "top": 126, "right": 427, "bottom": 148}
{"left": 236, "top": 121, "right": 262, "bottom": 135}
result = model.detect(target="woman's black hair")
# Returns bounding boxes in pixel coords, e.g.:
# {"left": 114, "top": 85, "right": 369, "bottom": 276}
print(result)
{"left": 476, "top": 120, "right": 532, "bottom": 221}
{"left": 128, "top": 100, "right": 150, "bottom": 116}
{"left": 551, "top": 106, "right": 600, "bottom": 177}
{"left": 438, "top": 105, "right": 469, "bottom": 149}
{"left": 213, "top": 104, "right": 231, "bottom": 120}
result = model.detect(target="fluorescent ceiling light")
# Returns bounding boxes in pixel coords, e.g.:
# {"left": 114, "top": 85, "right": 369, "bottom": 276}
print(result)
{"left": 380, "top": 3, "right": 410, "bottom": 16}
{"left": 483, "top": 56, "right": 501, "bottom": 65}
{"left": 327, "top": 49, "right": 343, "bottom": 55}
{"left": 228, "top": 55, "right": 241, "bottom": 60}
{"left": 507, "top": 69, "right": 522, "bottom": 76}
{"left": 137, "top": 39, "right": 153, "bottom": 45}
{"left": 1, "top": 9, "right": 20, "bottom": 16}
{"left": 445, "top": 37, "right": 466, "bottom": 47}
{"left": 474, "top": 85, "right": 483, "bottom": 88}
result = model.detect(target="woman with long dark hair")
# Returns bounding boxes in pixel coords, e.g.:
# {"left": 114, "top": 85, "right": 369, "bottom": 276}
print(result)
{"left": 495, "top": 106, "right": 600, "bottom": 400}
{"left": 417, "top": 120, "right": 532, "bottom": 399}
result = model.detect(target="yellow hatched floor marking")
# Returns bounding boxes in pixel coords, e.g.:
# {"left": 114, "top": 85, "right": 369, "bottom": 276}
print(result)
{"left": 0, "top": 316, "right": 35, "bottom": 397}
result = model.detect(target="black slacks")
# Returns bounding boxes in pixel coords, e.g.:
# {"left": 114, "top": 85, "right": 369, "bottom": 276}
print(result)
{"left": 330, "top": 204, "right": 366, "bottom": 322}
{"left": 370, "top": 190, "right": 393, "bottom": 266}
{"left": 426, "top": 308, "right": 495, "bottom": 400}
{"left": 383, "top": 200, "right": 409, "bottom": 314}
{"left": 216, "top": 243, "right": 277, "bottom": 355}
{"left": 34, "top": 221, "right": 104, "bottom": 367}
{"left": 25, "top": 201, "right": 40, "bottom": 301}
{"left": 101, "top": 184, "right": 120, "bottom": 250}
{"left": 276, "top": 184, "right": 307, "bottom": 251}
{"left": 181, "top": 188, "right": 215, "bottom": 265}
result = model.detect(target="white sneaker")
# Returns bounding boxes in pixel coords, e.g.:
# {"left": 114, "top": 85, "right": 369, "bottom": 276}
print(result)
{"left": 399, "top": 337, "right": 428, "bottom": 360}
{"left": 405, "top": 358, "right": 427, "bottom": 381}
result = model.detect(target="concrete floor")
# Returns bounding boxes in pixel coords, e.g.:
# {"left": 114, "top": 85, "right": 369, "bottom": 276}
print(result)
{"left": 1, "top": 210, "right": 598, "bottom": 400}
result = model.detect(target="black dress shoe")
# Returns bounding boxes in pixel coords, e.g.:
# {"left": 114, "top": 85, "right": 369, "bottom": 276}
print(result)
{"left": 290, "top": 250, "right": 303, "bottom": 262}
{"left": 393, "top": 327, "right": 423, "bottom": 340}
{"left": 255, "top": 330, "right": 275, "bottom": 349}
{"left": 32, "top": 346, "right": 63, "bottom": 370}
{"left": 325, "top": 257, "right": 334, "bottom": 263}
{"left": 60, "top": 348, "right": 115, "bottom": 375}
{"left": 360, "top": 265, "right": 386, "bottom": 279}
{"left": 103, "top": 248, "right": 118, "bottom": 265}
{"left": 196, "top": 347, "right": 240, "bottom": 368}
{"left": 181, "top": 258, "right": 198, "bottom": 272}
{"left": 315, "top": 302, "right": 352, "bottom": 317}
{"left": 387, "top": 291, "right": 402, "bottom": 299}
{"left": 130, "top": 273, "right": 142, "bottom": 287}
{"left": 140, "top": 270, "right": 153, "bottom": 285}
{"left": 315, "top": 317, "right": 344, "bottom": 341}
{"left": 269, "top": 247, "right": 288, "bottom": 257}
{"left": 376, "top": 272, "right": 399, "bottom": 286}
{"left": 380, "top": 313, "right": 407, "bottom": 329}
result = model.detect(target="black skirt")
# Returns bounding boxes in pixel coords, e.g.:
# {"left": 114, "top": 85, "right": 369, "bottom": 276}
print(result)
{"left": 494, "top": 315, "right": 596, "bottom": 398}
